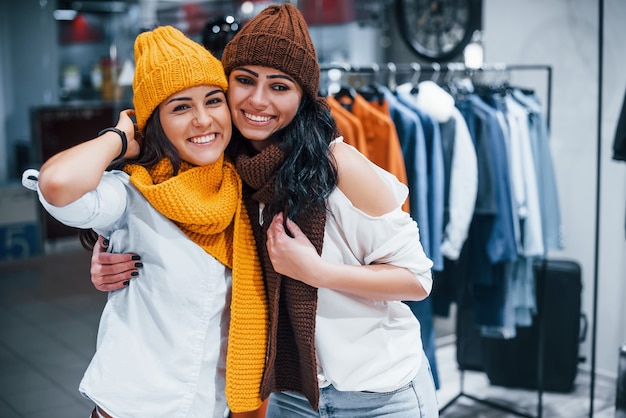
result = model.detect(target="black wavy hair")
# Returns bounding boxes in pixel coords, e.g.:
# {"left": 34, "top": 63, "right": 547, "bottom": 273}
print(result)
{"left": 79, "top": 111, "right": 180, "bottom": 250}
{"left": 226, "top": 94, "right": 339, "bottom": 221}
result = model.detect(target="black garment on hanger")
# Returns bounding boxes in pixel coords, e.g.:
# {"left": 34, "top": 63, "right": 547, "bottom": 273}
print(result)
{"left": 613, "top": 88, "right": 626, "bottom": 162}
{"left": 613, "top": 89, "right": 626, "bottom": 239}
{"left": 613, "top": 90, "right": 626, "bottom": 161}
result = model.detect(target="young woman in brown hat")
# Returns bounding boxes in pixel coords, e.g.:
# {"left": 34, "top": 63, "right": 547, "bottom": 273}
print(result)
{"left": 89, "top": 4, "right": 439, "bottom": 417}
{"left": 22, "top": 26, "right": 267, "bottom": 418}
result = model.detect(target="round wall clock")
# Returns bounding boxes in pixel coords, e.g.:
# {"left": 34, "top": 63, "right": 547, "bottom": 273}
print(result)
{"left": 397, "top": 0, "right": 482, "bottom": 62}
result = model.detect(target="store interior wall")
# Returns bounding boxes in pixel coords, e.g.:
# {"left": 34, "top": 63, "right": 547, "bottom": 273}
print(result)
{"left": 0, "top": 0, "right": 625, "bottom": 382}
{"left": 0, "top": 1, "right": 8, "bottom": 181}
{"left": 3, "top": 1, "right": 59, "bottom": 181}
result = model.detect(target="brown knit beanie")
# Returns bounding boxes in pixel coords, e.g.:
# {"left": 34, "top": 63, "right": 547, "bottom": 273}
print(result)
{"left": 222, "top": 3, "right": 320, "bottom": 99}
{"left": 133, "top": 25, "right": 228, "bottom": 133}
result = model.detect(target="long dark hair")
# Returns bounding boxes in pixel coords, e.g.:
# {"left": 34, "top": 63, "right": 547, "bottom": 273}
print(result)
{"left": 79, "top": 111, "right": 181, "bottom": 250}
{"left": 227, "top": 94, "right": 338, "bottom": 221}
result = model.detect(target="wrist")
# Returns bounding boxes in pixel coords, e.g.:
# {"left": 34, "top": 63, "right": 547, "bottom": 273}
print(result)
{"left": 98, "top": 127, "right": 128, "bottom": 161}
{"left": 309, "top": 259, "right": 331, "bottom": 288}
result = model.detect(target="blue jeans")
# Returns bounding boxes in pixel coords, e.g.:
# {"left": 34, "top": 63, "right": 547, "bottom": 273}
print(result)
{"left": 265, "top": 354, "right": 439, "bottom": 417}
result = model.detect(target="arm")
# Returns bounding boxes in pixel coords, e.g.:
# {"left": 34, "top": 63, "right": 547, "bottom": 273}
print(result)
{"left": 91, "top": 235, "right": 143, "bottom": 291}
{"left": 266, "top": 142, "right": 431, "bottom": 302}
{"left": 267, "top": 213, "right": 428, "bottom": 301}
{"left": 38, "top": 110, "right": 140, "bottom": 206}
{"left": 38, "top": 110, "right": 142, "bottom": 291}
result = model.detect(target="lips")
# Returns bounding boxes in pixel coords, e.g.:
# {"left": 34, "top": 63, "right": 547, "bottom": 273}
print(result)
{"left": 188, "top": 134, "right": 216, "bottom": 144}
{"left": 243, "top": 111, "right": 272, "bottom": 122}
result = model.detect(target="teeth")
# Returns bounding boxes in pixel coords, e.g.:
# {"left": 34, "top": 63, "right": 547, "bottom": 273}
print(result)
{"left": 244, "top": 112, "right": 271, "bottom": 122}
{"left": 189, "top": 134, "right": 216, "bottom": 144}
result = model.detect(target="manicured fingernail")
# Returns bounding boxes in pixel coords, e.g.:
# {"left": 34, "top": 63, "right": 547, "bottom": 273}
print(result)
{"left": 134, "top": 262, "right": 143, "bottom": 268}
{"left": 131, "top": 271, "right": 139, "bottom": 277}
{"left": 123, "top": 280, "right": 130, "bottom": 286}
{"left": 103, "top": 238, "right": 109, "bottom": 246}
{"left": 131, "top": 255, "right": 141, "bottom": 260}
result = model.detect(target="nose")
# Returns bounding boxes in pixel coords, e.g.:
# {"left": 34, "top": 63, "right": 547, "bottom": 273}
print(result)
{"left": 248, "top": 85, "right": 268, "bottom": 108}
{"left": 193, "top": 108, "right": 214, "bottom": 127}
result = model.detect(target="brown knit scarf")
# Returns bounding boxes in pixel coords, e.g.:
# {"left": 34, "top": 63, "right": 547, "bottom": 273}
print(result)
{"left": 124, "top": 157, "right": 268, "bottom": 413}
{"left": 235, "top": 143, "right": 325, "bottom": 411}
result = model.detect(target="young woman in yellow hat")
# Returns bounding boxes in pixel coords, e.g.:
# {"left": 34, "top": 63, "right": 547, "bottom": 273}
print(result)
{"left": 23, "top": 25, "right": 267, "bottom": 418}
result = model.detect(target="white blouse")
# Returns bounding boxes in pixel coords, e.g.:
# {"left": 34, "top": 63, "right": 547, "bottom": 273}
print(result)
{"left": 314, "top": 140, "right": 433, "bottom": 392}
{"left": 23, "top": 169, "right": 230, "bottom": 418}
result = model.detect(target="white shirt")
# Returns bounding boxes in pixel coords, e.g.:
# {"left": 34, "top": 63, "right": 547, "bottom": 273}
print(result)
{"left": 314, "top": 140, "right": 433, "bottom": 392}
{"left": 398, "top": 81, "right": 478, "bottom": 260}
{"left": 440, "top": 107, "right": 479, "bottom": 260}
{"left": 23, "top": 169, "right": 230, "bottom": 418}
{"left": 504, "top": 96, "right": 544, "bottom": 257}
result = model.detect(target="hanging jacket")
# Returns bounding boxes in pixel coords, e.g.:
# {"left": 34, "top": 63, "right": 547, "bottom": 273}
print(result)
{"left": 327, "top": 95, "right": 368, "bottom": 156}
{"left": 614, "top": 88, "right": 626, "bottom": 161}
{"left": 395, "top": 86, "right": 445, "bottom": 272}
{"left": 349, "top": 94, "right": 410, "bottom": 205}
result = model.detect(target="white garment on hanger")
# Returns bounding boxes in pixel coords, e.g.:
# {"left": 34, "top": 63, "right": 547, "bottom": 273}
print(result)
{"left": 440, "top": 107, "right": 478, "bottom": 260}
{"left": 505, "top": 95, "right": 544, "bottom": 257}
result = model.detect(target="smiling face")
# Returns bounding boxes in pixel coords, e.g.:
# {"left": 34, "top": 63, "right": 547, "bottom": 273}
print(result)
{"left": 159, "top": 85, "right": 232, "bottom": 166}
{"left": 227, "top": 65, "right": 303, "bottom": 152}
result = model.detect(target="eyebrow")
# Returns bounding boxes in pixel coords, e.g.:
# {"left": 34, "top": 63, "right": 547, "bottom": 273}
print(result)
{"left": 165, "top": 89, "right": 223, "bottom": 104}
{"left": 234, "top": 66, "right": 296, "bottom": 83}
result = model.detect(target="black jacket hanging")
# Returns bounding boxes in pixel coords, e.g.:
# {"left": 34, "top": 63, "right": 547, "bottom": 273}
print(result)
{"left": 613, "top": 88, "right": 626, "bottom": 162}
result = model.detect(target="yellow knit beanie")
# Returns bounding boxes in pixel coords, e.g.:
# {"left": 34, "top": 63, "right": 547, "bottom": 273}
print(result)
{"left": 133, "top": 25, "right": 228, "bottom": 133}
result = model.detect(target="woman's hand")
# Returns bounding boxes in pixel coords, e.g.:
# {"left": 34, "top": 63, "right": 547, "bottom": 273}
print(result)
{"left": 266, "top": 212, "right": 325, "bottom": 288}
{"left": 116, "top": 109, "right": 142, "bottom": 160}
{"left": 267, "top": 213, "right": 429, "bottom": 301}
{"left": 91, "top": 235, "right": 142, "bottom": 291}
{"left": 38, "top": 109, "right": 142, "bottom": 207}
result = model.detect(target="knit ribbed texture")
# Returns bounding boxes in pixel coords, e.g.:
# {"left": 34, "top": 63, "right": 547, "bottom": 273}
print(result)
{"left": 235, "top": 144, "right": 324, "bottom": 411}
{"left": 222, "top": 3, "right": 320, "bottom": 99}
{"left": 133, "top": 26, "right": 228, "bottom": 133}
{"left": 124, "top": 158, "right": 268, "bottom": 412}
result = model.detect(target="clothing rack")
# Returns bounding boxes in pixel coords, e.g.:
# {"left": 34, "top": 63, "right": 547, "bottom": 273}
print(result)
{"left": 430, "top": 63, "right": 552, "bottom": 418}
{"left": 590, "top": 1, "right": 603, "bottom": 416}
{"left": 320, "top": 61, "right": 575, "bottom": 418}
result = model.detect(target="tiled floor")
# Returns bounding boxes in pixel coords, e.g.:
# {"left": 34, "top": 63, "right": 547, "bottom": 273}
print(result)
{"left": 0, "top": 244, "right": 618, "bottom": 417}
{"left": 0, "top": 247, "right": 103, "bottom": 417}
{"left": 434, "top": 337, "right": 617, "bottom": 417}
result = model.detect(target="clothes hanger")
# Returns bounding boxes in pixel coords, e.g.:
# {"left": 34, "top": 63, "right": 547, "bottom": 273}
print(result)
{"left": 358, "top": 83, "right": 385, "bottom": 105}
{"left": 386, "top": 62, "right": 397, "bottom": 93}
{"left": 357, "top": 64, "right": 385, "bottom": 105}
{"left": 333, "top": 85, "right": 357, "bottom": 111}
{"left": 410, "top": 62, "right": 421, "bottom": 95}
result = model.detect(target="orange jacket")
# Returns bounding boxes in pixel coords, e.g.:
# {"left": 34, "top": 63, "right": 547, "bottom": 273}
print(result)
{"left": 350, "top": 94, "right": 409, "bottom": 212}
{"left": 329, "top": 93, "right": 409, "bottom": 213}
{"left": 327, "top": 95, "right": 368, "bottom": 157}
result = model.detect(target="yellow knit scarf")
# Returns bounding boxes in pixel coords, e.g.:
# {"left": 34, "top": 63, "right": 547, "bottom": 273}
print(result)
{"left": 125, "top": 157, "right": 268, "bottom": 412}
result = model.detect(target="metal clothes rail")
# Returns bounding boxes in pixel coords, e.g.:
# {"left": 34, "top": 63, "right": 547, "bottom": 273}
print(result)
{"left": 320, "top": 62, "right": 552, "bottom": 130}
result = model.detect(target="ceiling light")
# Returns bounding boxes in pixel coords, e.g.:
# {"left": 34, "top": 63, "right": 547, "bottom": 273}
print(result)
{"left": 53, "top": 9, "right": 77, "bottom": 20}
